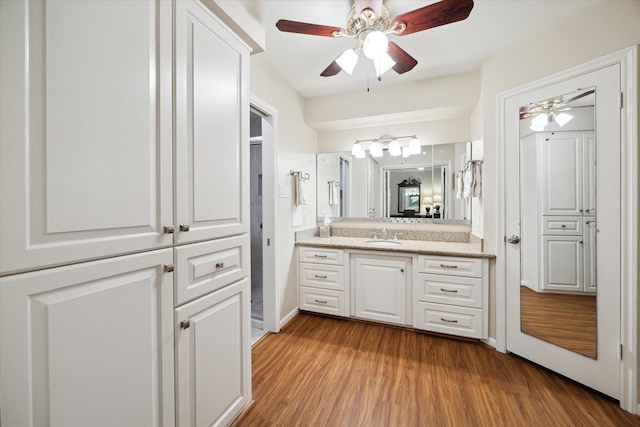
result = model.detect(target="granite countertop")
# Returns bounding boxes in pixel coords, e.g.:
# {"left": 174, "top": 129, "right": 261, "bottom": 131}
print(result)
{"left": 296, "top": 236, "right": 495, "bottom": 259}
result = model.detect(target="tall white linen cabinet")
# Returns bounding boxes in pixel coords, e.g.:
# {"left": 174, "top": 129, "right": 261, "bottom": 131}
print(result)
{"left": 0, "top": 1, "right": 252, "bottom": 426}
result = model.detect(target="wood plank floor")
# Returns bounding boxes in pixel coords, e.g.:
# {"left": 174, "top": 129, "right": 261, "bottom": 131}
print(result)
{"left": 233, "top": 313, "right": 640, "bottom": 427}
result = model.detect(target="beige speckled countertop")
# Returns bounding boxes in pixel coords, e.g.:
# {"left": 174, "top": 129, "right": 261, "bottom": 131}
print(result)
{"left": 296, "top": 236, "right": 494, "bottom": 259}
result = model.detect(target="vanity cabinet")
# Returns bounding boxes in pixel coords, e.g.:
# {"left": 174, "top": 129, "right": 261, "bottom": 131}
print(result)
{"left": 298, "top": 247, "right": 348, "bottom": 316}
{"left": 414, "top": 255, "right": 488, "bottom": 339}
{"left": 352, "top": 254, "right": 411, "bottom": 326}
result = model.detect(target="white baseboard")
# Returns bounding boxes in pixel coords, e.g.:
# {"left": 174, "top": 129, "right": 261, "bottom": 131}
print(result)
{"left": 482, "top": 337, "right": 498, "bottom": 349}
{"left": 278, "top": 308, "right": 299, "bottom": 330}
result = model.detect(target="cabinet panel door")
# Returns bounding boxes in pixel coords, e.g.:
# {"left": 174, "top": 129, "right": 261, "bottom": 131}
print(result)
{"left": 354, "top": 256, "right": 408, "bottom": 326}
{"left": 584, "top": 218, "right": 597, "bottom": 293}
{"left": 175, "top": 278, "right": 251, "bottom": 427}
{"left": 0, "top": 1, "right": 173, "bottom": 275}
{"left": 541, "top": 132, "right": 583, "bottom": 216}
{"left": 542, "top": 236, "right": 584, "bottom": 292}
{"left": 0, "top": 250, "right": 175, "bottom": 427}
{"left": 175, "top": 0, "right": 250, "bottom": 245}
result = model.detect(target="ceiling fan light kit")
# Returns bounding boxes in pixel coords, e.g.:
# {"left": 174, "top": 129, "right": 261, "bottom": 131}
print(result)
{"left": 521, "top": 88, "right": 593, "bottom": 132}
{"left": 275, "top": 0, "right": 474, "bottom": 78}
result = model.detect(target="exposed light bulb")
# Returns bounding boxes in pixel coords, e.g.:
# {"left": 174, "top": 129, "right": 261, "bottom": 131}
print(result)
{"left": 409, "top": 136, "right": 421, "bottom": 154}
{"left": 370, "top": 141, "right": 383, "bottom": 157}
{"left": 335, "top": 48, "right": 358, "bottom": 75}
{"left": 388, "top": 139, "right": 401, "bottom": 157}
{"left": 402, "top": 146, "right": 410, "bottom": 158}
{"left": 555, "top": 112, "right": 574, "bottom": 127}
{"left": 362, "top": 31, "right": 388, "bottom": 59}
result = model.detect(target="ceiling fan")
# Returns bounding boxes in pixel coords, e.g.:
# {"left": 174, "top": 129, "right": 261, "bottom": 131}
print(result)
{"left": 275, "top": 0, "right": 474, "bottom": 78}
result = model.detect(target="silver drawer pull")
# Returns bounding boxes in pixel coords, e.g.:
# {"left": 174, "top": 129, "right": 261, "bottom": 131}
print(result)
{"left": 561, "top": 224, "right": 566, "bottom": 228}
{"left": 314, "top": 275, "right": 328, "bottom": 279}
{"left": 314, "top": 299, "right": 328, "bottom": 304}
{"left": 440, "top": 288, "right": 458, "bottom": 293}
{"left": 314, "top": 254, "right": 328, "bottom": 258}
{"left": 441, "top": 318, "right": 458, "bottom": 323}
{"left": 439, "top": 264, "right": 458, "bottom": 269}
{"left": 215, "top": 262, "right": 224, "bottom": 269}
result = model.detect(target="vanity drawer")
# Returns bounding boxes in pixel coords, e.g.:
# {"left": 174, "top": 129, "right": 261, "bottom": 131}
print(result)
{"left": 299, "top": 247, "right": 344, "bottom": 265}
{"left": 542, "top": 216, "right": 583, "bottom": 235}
{"left": 299, "top": 263, "right": 344, "bottom": 291}
{"left": 416, "top": 274, "right": 482, "bottom": 308}
{"left": 415, "top": 302, "right": 483, "bottom": 339}
{"left": 175, "top": 235, "right": 248, "bottom": 306}
{"left": 299, "top": 287, "right": 347, "bottom": 317}
{"left": 417, "top": 255, "right": 482, "bottom": 278}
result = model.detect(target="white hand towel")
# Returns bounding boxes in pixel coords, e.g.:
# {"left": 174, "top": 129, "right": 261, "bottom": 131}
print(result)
{"left": 295, "top": 174, "right": 307, "bottom": 205}
{"left": 329, "top": 182, "right": 339, "bottom": 205}
{"left": 462, "top": 168, "right": 472, "bottom": 198}
{"left": 471, "top": 162, "right": 482, "bottom": 198}
{"left": 455, "top": 171, "right": 464, "bottom": 199}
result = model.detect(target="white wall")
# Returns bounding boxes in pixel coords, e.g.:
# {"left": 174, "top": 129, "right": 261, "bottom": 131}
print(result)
{"left": 250, "top": 54, "right": 318, "bottom": 325}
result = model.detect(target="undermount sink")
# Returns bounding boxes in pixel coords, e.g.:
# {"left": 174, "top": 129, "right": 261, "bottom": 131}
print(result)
{"left": 365, "top": 240, "right": 402, "bottom": 247}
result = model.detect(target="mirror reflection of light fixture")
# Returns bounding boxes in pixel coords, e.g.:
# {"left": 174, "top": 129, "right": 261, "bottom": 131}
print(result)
{"left": 423, "top": 196, "right": 433, "bottom": 215}
{"left": 529, "top": 101, "right": 574, "bottom": 132}
{"left": 350, "top": 135, "right": 421, "bottom": 159}
{"left": 433, "top": 194, "right": 442, "bottom": 214}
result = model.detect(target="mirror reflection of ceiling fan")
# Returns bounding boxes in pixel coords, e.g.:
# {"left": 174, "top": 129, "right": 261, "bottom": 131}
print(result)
{"left": 519, "top": 88, "right": 595, "bottom": 131}
{"left": 275, "top": 0, "right": 474, "bottom": 78}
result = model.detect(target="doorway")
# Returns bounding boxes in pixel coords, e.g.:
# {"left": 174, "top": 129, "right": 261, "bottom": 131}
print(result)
{"left": 498, "top": 47, "right": 638, "bottom": 412}
{"left": 249, "top": 104, "right": 277, "bottom": 343}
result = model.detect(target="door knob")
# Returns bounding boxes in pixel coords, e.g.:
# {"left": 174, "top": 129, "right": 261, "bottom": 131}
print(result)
{"left": 507, "top": 234, "right": 521, "bottom": 244}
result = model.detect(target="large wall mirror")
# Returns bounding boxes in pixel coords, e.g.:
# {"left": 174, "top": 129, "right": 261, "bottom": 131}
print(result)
{"left": 518, "top": 88, "right": 596, "bottom": 358}
{"left": 317, "top": 141, "right": 474, "bottom": 222}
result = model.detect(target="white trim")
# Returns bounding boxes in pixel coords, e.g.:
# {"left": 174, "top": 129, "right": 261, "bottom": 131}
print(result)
{"left": 279, "top": 308, "right": 299, "bottom": 330}
{"left": 496, "top": 46, "right": 638, "bottom": 413}
{"left": 250, "top": 94, "right": 280, "bottom": 333}
{"left": 482, "top": 337, "right": 497, "bottom": 349}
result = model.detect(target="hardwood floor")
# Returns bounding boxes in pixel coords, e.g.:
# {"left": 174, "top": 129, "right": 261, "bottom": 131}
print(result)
{"left": 233, "top": 313, "right": 640, "bottom": 427}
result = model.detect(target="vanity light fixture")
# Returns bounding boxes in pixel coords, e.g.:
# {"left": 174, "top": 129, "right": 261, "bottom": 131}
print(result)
{"left": 351, "top": 134, "right": 422, "bottom": 159}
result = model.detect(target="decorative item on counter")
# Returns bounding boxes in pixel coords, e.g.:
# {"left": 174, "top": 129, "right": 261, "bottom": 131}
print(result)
{"left": 319, "top": 216, "right": 331, "bottom": 238}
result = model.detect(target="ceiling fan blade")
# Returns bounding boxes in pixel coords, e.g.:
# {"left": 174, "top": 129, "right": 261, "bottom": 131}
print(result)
{"left": 559, "top": 89, "right": 595, "bottom": 107}
{"left": 392, "top": 0, "right": 474, "bottom": 37}
{"left": 388, "top": 42, "right": 418, "bottom": 74}
{"left": 275, "top": 19, "right": 342, "bottom": 37}
{"left": 320, "top": 61, "right": 342, "bottom": 77}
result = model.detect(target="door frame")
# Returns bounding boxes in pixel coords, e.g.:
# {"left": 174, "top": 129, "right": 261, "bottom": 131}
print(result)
{"left": 496, "top": 46, "right": 638, "bottom": 412}
{"left": 250, "top": 95, "right": 279, "bottom": 333}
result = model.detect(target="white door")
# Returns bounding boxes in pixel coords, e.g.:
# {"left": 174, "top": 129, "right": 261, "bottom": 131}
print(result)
{"left": 0, "top": 0, "right": 173, "bottom": 275}
{"left": 174, "top": 0, "right": 250, "bottom": 245}
{"left": 0, "top": 249, "right": 175, "bottom": 427}
{"left": 505, "top": 64, "right": 621, "bottom": 398}
{"left": 353, "top": 255, "right": 409, "bottom": 326}
{"left": 175, "top": 278, "right": 251, "bottom": 427}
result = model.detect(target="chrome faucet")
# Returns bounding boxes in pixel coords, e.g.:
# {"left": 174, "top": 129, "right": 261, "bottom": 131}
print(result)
{"left": 381, "top": 227, "right": 388, "bottom": 240}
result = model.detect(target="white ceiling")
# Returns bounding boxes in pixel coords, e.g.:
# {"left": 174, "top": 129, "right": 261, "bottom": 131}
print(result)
{"left": 256, "top": 0, "right": 605, "bottom": 99}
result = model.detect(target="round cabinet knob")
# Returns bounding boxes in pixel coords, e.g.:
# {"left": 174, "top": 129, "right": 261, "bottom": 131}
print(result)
{"left": 507, "top": 235, "right": 521, "bottom": 244}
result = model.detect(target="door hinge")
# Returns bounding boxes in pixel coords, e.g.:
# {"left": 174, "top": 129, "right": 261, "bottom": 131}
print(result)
{"left": 617, "top": 343, "right": 623, "bottom": 360}
{"left": 618, "top": 92, "right": 624, "bottom": 109}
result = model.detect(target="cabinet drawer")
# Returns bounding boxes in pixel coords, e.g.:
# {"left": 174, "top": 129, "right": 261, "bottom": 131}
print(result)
{"left": 175, "top": 235, "right": 248, "bottom": 306}
{"left": 417, "top": 255, "right": 482, "bottom": 277}
{"left": 299, "top": 263, "right": 344, "bottom": 291}
{"left": 542, "top": 216, "right": 583, "bottom": 235}
{"left": 416, "top": 302, "right": 483, "bottom": 339}
{"left": 299, "top": 287, "right": 347, "bottom": 317}
{"left": 416, "top": 274, "right": 482, "bottom": 308}
{"left": 299, "top": 247, "right": 344, "bottom": 265}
